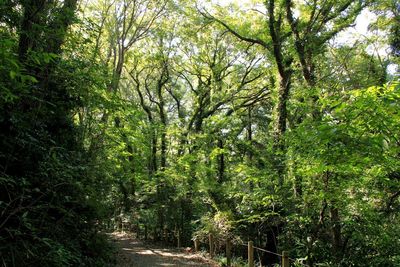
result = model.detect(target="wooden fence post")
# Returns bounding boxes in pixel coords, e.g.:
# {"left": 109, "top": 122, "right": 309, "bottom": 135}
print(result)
{"left": 248, "top": 241, "right": 254, "bottom": 267}
{"left": 164, "top": 228, "right": 167, "bottom": 242}
{"left": 153, "top": 228, "right": 157, "bottom": 241}
{"left": 226, "top": 239, "right": 231, "bottom": 267}
{"left": 177, "top": 230, "right": 181, "bottom": 248}
{"left": 209, "top": 233, "right": 214, "bottom": 258}
{"left": 194, "top": 238, "right": 199, "bottom": 252}
{"left": 282, "top": 251, "right": 289, "bottom": 267}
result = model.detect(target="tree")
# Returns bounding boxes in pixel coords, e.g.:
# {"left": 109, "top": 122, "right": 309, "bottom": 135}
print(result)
{"left": 0, "top": 0, "right": 115, "bottom": 265}
{"left": 2, "top": 1, "right": 399, "bottom": 266}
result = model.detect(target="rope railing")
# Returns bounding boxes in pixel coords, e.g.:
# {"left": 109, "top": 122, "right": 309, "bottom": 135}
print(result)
{"left": 238, "top": 242, "right": 286, "bottom": 258}
{"left": 252, "top": 245, "right": 301, "bottom": 263}
{"left": 253, "top": 245, "right": 285, "bottom": 258}
{"left": 193, "top": 234, "right": 309, "bottom": 267}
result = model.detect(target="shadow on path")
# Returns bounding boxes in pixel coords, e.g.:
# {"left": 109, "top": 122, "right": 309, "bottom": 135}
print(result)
{"left": 112, "top": 232, "right": 216, "bottom": 267}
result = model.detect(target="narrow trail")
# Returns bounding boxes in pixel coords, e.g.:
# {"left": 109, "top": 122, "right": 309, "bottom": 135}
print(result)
{"left": 112, "top": 232, "right": 218, "bottom": 267}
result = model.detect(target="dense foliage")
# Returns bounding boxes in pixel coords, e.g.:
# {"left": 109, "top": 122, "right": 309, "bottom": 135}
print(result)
{"left": 0, "top": 1, "right": 114, "bottom": 265}
{"left": 0, "top": 0, "right": 399, "bottom": 266}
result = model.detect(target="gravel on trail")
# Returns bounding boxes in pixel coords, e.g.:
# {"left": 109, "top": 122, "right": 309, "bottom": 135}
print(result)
{"left": 112, "top": 232, "right": 218, "bottom": 267}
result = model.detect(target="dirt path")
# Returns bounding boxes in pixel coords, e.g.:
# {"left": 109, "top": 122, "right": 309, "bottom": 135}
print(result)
{"left": 112, "top": 232, "right": 217, "bottom": 267}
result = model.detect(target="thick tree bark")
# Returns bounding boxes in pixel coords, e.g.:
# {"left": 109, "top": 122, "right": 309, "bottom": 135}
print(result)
{"left": 268, "top": 0, "right": 293, "bottom": 185}
{"left": 18, "top": 0, "right": 45, "bottom": 61}
{"left": 217, "top": 137, "right": 225, "bottom": 183}
{"left": 157, "top": 68, "right": 168, "bottom": 170}
{"left": 285, "top": 0, "right": 316, "bottom": 87}
{"left": 330, "top": 205, "right": 343, "bottom": 261}
{"left": 246, "top": 107, "right": 256, "bottom": 190}
{"left": 45, "top": 0, "right": 78, "bottom": 55}
{"left": 16, "top": 0, "right": 78, "bottom": 148}
{"left": 110, "top": 48, "right": 124, "bottom": 91}
{"left": 156, "top": 64, "right": 169, "bottom": 241}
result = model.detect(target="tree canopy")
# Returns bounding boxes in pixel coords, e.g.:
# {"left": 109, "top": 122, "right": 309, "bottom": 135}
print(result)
{"left": 0, "top": 0, "right": 399, "bottom": 266}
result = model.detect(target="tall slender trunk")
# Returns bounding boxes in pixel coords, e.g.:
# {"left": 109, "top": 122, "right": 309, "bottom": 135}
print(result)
{"left": 268, "top": 0, "right": 292, "bottom": 185}
{"left": 330, "top": 205, "right": 343, "bottom": 261}
{"left": 150, "top": 129, "right": 157, "bottom": 175}
{"left": 18, "top": 1, "right": 45, "bottom": 61}
{"left": 217, "top": 138, "right": 225, "bottom": 183}
{"left": 157, "top": 72, "right": 168, "bottom": 240}
{"left": 110, "top": 49, "right": 124, "bottom": 91}
{"left": 247, "top": 107, "right": 255, "bottom": 190}
{"left": 274, "top": 76, "right": 291, "bottom": 186}
{"left": 158, "top": 102, "right": 167, "bottom": 170}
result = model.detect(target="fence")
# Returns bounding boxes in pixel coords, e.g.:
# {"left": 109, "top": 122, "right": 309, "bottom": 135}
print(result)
{"left": 135, "top": 227, "right": 299, "bottom": 266}
{"left": 192, "top": 233, "right": 295, "bottom": 267}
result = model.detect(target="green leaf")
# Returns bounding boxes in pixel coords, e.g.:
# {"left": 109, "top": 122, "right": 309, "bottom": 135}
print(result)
{"left": 9, "top": 70, "right": 17, "bottom": 79}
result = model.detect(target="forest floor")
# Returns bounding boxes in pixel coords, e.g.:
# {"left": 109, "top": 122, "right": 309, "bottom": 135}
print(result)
{"left": 112, "top": 232, "right": 218, "bottom": 267}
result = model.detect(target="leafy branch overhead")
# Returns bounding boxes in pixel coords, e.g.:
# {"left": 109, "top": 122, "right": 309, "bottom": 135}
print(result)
{"left": 0, "top": 0, "right": 398, "bottom": 266}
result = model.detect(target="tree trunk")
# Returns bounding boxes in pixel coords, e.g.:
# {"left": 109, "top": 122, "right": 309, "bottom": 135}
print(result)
{"left": 217, "top": 137, "right": 225, "bottom": 183}
{"left": 268, "top": 0, "right": 293, "bottom": 186}
{"left": 330, "top": 205, "right": 343, "bottom": 261}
